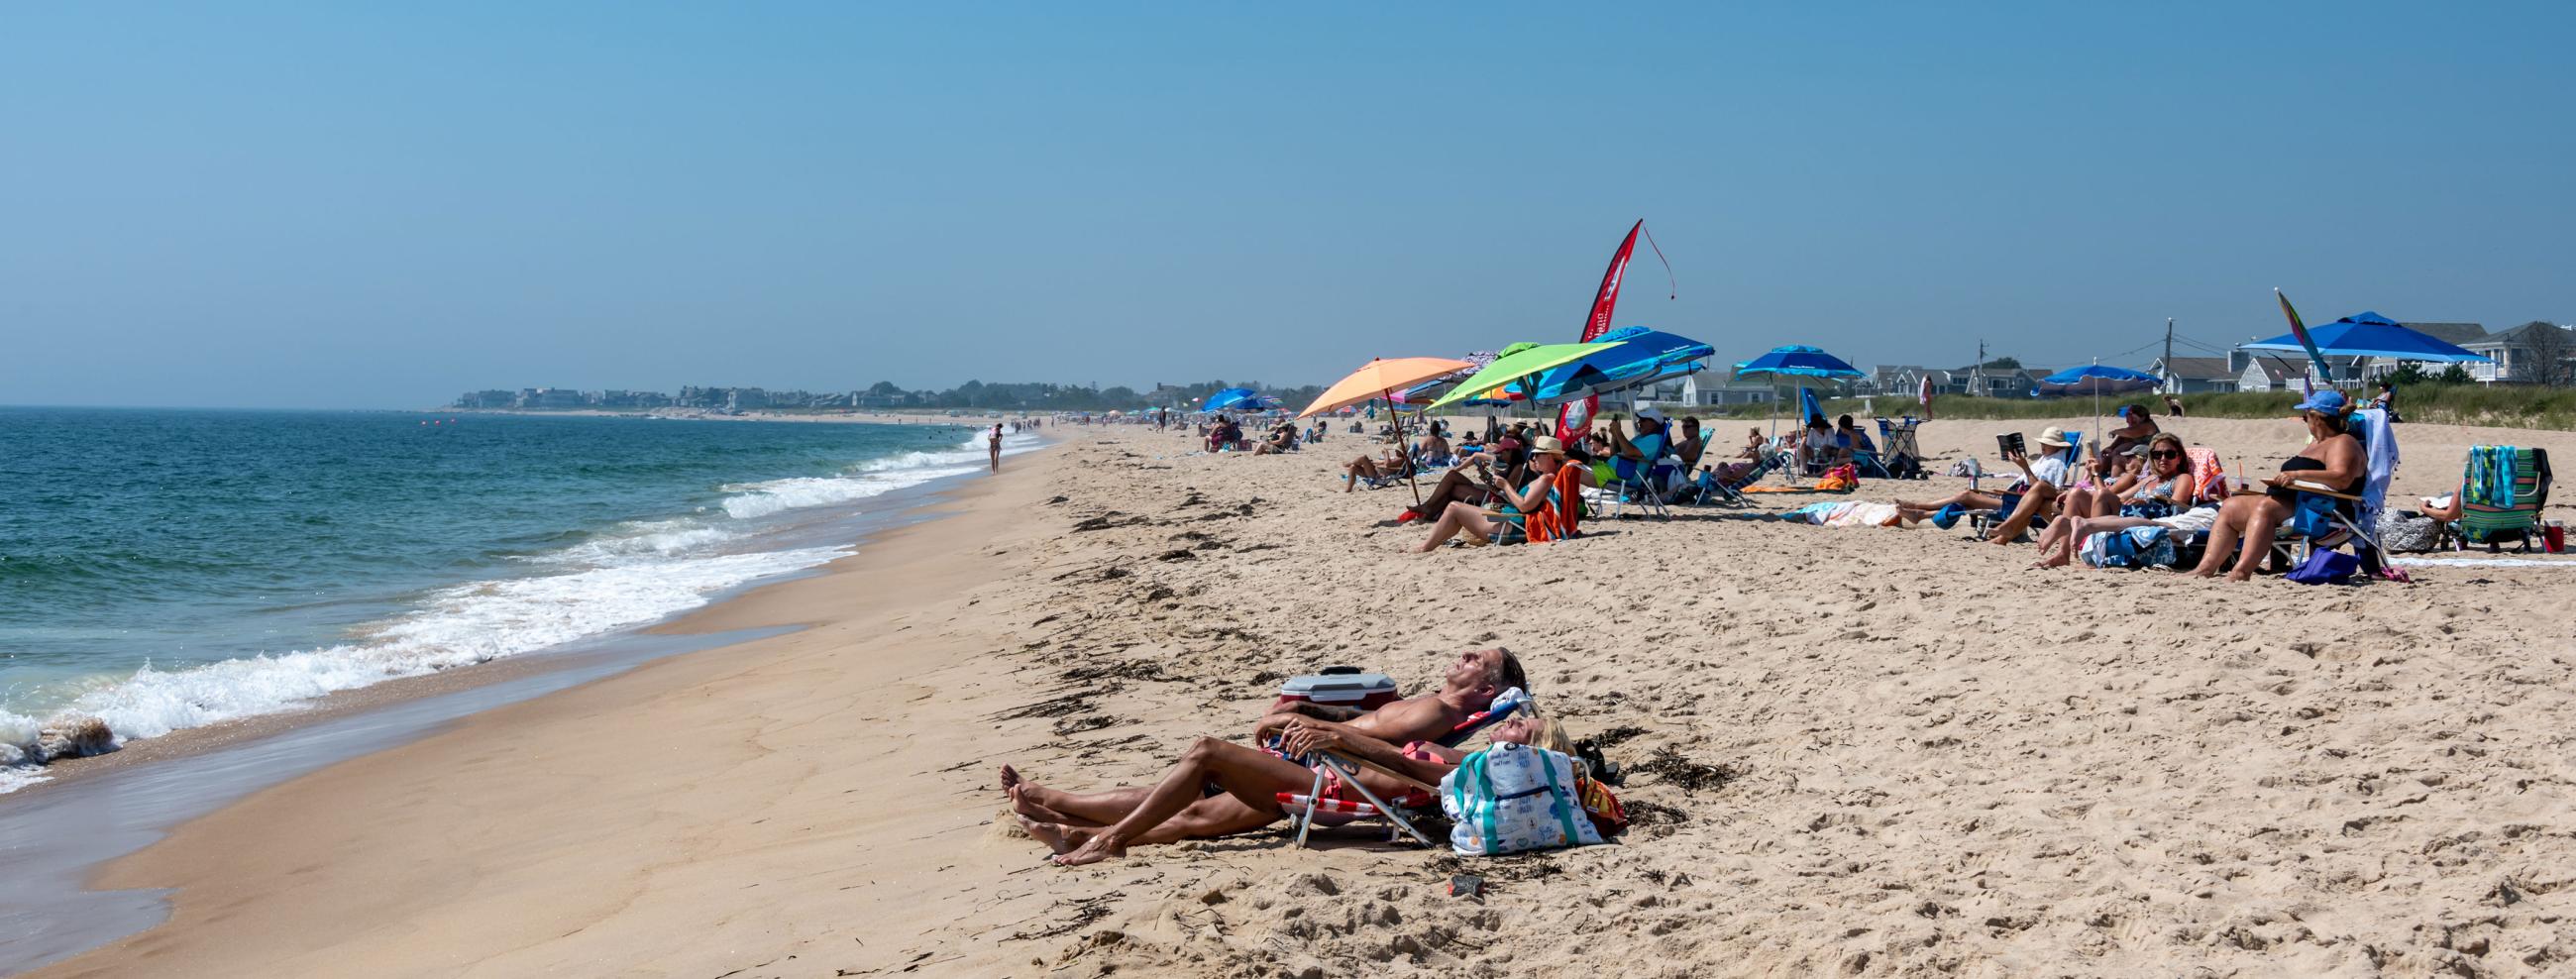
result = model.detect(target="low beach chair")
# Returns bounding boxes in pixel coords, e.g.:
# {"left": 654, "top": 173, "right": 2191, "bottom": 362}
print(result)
{"left": 2259, "top": 409, "right": 2400, "bottom": 576}
{"left": 1596, "top": 448, "right": 1678, "bottom": 520}
{"left": 1279, "top": 690, "right": 1528, "bottom": 848}
{"left": 2440, "top": 446, "right": 2553, "bottom": 552}
{"left": 1968, "top": 437, "right": 2086, "bottom": 540}
{"left": 1482, "top": 465, "right": 1587, "bottom": 543}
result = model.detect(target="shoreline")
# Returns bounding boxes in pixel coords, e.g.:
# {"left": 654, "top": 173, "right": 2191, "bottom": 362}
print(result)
{"left": 0, "top": 439, "right": 1038, "bottom": 975}
{"left": 26, "top": 418, "right": 2576, "bottom": 977}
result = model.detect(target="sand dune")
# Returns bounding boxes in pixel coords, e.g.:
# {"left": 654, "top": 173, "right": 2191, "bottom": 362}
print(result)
{"left": 42, "top": 412, "right": 2576, "bottom": 978}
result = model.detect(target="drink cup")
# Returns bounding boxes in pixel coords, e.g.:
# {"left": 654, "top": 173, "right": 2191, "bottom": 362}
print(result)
{"left": 2546, "top": 521, "right": 2566, "bottom": 554}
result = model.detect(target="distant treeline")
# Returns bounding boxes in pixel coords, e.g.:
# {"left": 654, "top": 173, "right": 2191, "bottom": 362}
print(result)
{"left": 864, "top": 380, "right": 1326, "bottom": 411}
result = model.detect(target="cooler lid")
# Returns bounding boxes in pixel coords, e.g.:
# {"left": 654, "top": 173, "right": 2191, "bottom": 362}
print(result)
{"left": 1278, "top": 672, "right": 1395, "bottom": 695}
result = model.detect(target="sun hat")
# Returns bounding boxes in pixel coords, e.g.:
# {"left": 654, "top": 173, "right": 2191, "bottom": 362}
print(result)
{"left": 1634, "top": 406, "right": 1666, "bottom": 424}
{"left": 2292, "top": 389, "right": 2349, "bottom": 414}
{"left": 1529, "top": 435, "right": 1567, "bottom": 456}
{"left": 2036, "top": 426, "right": 2074, "bottom": 449}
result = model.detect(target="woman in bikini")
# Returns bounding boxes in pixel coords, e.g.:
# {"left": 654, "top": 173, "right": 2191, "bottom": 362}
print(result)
{"left": 2187, "top": 390, "right": 2366, "bottom": 581}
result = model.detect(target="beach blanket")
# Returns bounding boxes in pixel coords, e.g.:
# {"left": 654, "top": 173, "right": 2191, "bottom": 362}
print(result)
{"left": 1781, "top": 500, "right": 1907, "bottom": 528}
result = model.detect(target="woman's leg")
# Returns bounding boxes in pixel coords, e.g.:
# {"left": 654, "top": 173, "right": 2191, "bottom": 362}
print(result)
{"left": 1020, "top": 794, "right": 1282, "bottom": 853}
{"left": 2188, "top": 495, "right": 2277, "bottom": 578}
{"left": 1053, "top": 736, "right": 1315, "bottom": 865}
{"left": 1984, "top": 484, "right": 2059, "bottom": 545}
{"left": 2228, "top": 500, "right": 2293, "bottom": 583}
{"left": 1414, "top": 500, "right": 1499, "bottom": 552}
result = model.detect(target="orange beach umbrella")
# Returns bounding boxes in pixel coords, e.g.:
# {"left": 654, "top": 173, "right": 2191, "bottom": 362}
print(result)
{"left": 1299, "top": 357, "right": 1478, "bottom": 419}
{"left": 1300, "top": 356, "right": 1476, "bottom": 505}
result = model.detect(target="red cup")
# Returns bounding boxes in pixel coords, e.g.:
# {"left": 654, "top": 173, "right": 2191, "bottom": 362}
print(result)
{"left": 2546, "top": 523, "right": 2566, "bottom": 553}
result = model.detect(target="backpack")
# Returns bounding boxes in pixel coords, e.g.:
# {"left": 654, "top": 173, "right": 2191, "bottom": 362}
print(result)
{"left": 1441, "top": 743, "right": 1607, "bottom": 856}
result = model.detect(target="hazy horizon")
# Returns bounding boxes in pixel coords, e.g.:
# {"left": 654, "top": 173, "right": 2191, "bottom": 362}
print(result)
{"left": 5, "top": 4, "right": 2569, "bottom": 410}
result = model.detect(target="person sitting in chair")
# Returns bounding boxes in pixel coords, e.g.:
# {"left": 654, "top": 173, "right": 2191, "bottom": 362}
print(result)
{"left": 2092, "top": 404, "right": 2162, "bottom": 480}
{"left": 1893, "top": 426, "right": 2078, "bottom": 537}
{"left": 1603, "top": 408, "right": 1672, "bottom": 497}
{"left": 1412, "top": 437, "right": 1596, "bottom": 550}
{"left": 2187, "top": 390, "right": 2366, "bottom": 581}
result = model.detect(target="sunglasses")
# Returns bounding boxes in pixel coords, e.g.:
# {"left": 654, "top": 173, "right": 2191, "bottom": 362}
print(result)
{"left": 2148, "top": 450, "right": 2182, "bottom": 460}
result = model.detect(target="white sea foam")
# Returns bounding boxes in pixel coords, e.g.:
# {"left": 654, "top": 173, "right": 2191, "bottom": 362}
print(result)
{"left": 0, "top": 427, "right": 1046, "bottom": 792}
{"left": 718, "top": 431, "right": 1040, "bottom": 520}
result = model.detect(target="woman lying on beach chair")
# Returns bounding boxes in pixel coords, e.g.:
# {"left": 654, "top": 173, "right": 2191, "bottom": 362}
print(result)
{"left": 1015, "top": 708, "right": 1568, "bottom": 865}
{"left": 1411, "top": 437, "right": 1595, "bottom": 551}
{"left": 2185, "top": 391, "right": 2366, "bottom": 581}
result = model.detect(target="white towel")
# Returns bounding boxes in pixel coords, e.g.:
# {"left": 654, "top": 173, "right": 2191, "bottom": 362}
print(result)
{"left": 2354, "top": 407, "right": 2399, "bottom": 531}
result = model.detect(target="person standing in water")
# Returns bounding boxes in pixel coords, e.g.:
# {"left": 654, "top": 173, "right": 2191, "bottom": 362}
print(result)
{"left": 988, "top": 423, "right": 1004, "bottom": 473}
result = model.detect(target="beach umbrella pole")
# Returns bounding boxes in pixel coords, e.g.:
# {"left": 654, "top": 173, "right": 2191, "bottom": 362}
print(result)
{"left": 1387, "top": 388, "right": 1423, "bottom": 506}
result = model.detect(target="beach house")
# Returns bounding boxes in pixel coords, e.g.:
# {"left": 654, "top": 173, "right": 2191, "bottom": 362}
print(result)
{"left": 2461, "top": 321, "right": 2576, "bottom": 385}
{"left": 2150, "top": 356, "right": 2238, "bottom": 394}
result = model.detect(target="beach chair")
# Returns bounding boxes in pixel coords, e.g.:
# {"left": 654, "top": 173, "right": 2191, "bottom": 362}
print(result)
{"left": 1592, "top": 433, "right": 1681, "bottom": 520}
{"left": 1968, "top": 437, "right": 2086, "bottom": 540}
{"left": 1483, "top": 464, "right": 1588, "bottom": 543}
{"left": 2259, "top": 409, "right": 2400, "bottom": 575}
{"left": 1279, "top": 690, "right": 1528, "bottom": 848}
{"left": 1876, "top": 417, "right": 1927, "bottom": 480}
{"left": 1686, "top": 449, "right": 1784, "bottom": 507}
{"left": 2439, "top": 447, "right": 2553, "bottom": 552}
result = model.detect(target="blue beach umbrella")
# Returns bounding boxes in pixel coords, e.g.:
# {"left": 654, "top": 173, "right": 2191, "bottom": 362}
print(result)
{"left": 1202, "top": 387, "right": 1260, "bottom": 412}
{"left": 1531, "top": 326, "right": 1717, "bottom": 404}
{"left": 1734, "top": 345, "right": 1868, "bottom": 381}
{"left": 2242, "top": 311, "right": 2492, "bottom": 381}
{"left": 1735, "top": 345, "right": 1867, "bottom": 436}
{"left": 2039, "top": 364, "right": 2162, "bottom": 396}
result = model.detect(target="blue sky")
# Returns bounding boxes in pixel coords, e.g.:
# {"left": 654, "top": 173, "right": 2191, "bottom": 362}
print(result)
{"left": 3, "top": 3, "right": 2569, "bottom": 407}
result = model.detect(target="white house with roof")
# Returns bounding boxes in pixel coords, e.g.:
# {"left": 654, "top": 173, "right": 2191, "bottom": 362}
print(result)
{"left": 2461, "top": 322, "right": 2574, "bottom": 384}
{"left": 2150, "top": 356, "right": 2238, "bottom": 393}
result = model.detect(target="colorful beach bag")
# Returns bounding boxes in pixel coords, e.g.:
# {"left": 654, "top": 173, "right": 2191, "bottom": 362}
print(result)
{"left": 1441, "top": 743, "right": 1606, "bottom": 856}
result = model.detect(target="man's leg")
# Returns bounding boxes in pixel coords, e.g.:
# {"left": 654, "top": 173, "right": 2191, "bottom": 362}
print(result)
{"left": 1984, "top": 484, "right": 2058, "bottom": 544}
{"left": 1054, "top": 737, "right": 1314, "bottom": 865}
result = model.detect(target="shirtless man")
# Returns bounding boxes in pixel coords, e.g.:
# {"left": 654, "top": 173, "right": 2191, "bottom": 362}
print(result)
{"left": 1000, "top": 647, "right": 1527, "bottom": 845}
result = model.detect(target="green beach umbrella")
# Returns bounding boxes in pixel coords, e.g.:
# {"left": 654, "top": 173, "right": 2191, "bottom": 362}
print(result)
{"left": 1428, "top": 341, "right": 1624, "bottom": 410}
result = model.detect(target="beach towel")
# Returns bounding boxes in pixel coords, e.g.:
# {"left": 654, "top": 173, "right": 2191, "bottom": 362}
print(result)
{"left": 2081, "top": 526, "right": 2177, "bottom": 569}
{"left": 2185, "top": 448, "right": 2226, "bottom": 503}
{"left": 2355, "top": 407, "right": 2398, "bottom": 531}
{"left": 1441, "top": 743, "right": 1604, "bottom": 856}
{"left": 1783, "top": 500, "right": 1905, "bottom": 527}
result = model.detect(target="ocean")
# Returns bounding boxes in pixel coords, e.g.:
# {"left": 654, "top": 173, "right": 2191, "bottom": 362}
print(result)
{"left": 0, "top": 407, "right": 1031, "bottom": 792}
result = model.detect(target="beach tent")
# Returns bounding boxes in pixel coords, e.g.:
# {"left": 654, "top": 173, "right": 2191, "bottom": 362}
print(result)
{"left": 2243, "top": 311, "right": 2491, "bottom": 383}
{"left": 1735, "top": 345, "right": 1866, "bottom": 436}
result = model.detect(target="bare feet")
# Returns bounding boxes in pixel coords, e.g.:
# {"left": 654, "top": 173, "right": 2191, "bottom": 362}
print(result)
{"left": 999, "top": 765, "right": 1021, "bottom": 794}
{"left": 1054, "top": 830, "right": 1129, "bottom": 866}
{"left": 1018, "top": 816, "right": 1093, "bottom": 855}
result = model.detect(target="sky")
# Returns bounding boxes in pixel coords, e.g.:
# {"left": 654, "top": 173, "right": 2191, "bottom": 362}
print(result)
{"left": 3, "top": 3, "right": 2570, "bottom": 408}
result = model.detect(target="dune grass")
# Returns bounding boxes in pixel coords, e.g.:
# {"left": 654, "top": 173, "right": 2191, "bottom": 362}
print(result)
{"left": 1687, "top": 385, "right": 2576, "bottom": 431}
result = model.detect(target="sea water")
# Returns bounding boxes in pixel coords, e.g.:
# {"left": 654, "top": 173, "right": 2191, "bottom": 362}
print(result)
{"left": 0, "top": 407, "right": 1034, "bottom": 791}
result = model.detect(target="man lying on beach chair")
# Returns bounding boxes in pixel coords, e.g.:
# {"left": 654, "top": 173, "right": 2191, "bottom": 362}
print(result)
{"left": 1893, "top": 426, "right": 2079, "bottom": 540}
{"left": 1017, "top": 705, "right": 1580, "bottom": 865}
{"left": 1001, "top": 648, "right": 1528, "bottom": 859}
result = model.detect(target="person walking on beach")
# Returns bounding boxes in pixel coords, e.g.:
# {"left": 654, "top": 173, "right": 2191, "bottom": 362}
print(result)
{"left": 988, "top": 423, "right": 1004, "bottom": 474}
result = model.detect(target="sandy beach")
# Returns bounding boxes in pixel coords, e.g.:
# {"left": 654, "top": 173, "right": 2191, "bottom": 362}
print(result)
{"left": 35, "top": 413, "right": 2576, "bottom": 978}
